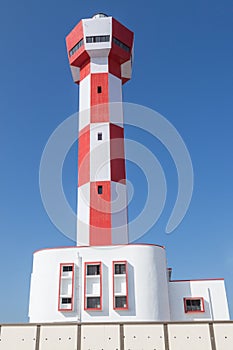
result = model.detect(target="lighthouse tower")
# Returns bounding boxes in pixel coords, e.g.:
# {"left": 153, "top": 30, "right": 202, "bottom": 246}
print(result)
{"left": 66, "top": 13, "right": 132, "bottom": 246}
{"left": 28, "top": 14, "right": 229, "bottom": 323}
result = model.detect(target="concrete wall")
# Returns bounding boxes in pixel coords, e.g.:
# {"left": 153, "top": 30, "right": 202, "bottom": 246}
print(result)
{"left": 29, "top": 245, "right": 170, "bottom": 323}
{"left": 169, "top": 279, "right": 230, "bottom": 321}
{"left": 1, "top": 321, "right": 233, "bottom": 349}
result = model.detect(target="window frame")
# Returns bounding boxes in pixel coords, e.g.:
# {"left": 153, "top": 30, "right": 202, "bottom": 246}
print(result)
{"left": 183, "top": 297, "right": 205, "bottom": 313}
{"left": 113, "top": 260, "right": 129, "bottom": 310}
{"left": 58, "top": 263, "right": 75, "bottom": 312}
{"left": 84, "top": 261, "right": 102, "bottom": 311}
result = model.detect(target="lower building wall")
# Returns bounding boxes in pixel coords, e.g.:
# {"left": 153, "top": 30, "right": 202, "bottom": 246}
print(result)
{"left": 169, "top": 280, "right": 230, "bottom": 321}
{"left": 29, "top": 245, "right": 170, "bottom": 323}
{"left": 0, "top": 322, "right": 233, "bottom": 350}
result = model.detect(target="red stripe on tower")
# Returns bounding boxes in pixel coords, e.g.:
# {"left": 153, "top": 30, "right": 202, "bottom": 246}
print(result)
{"left": 90, "top": 181, "right": 112, "bottom": 245}
{"left": 91, "top": 73, "right": 109, "bottom": 123}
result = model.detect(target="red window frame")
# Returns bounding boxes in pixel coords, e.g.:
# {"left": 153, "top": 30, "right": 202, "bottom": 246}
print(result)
{"left": 113, "top": 260, "right": 129, "bottom": 310}
{"left": 58, "top": 263, "right": 75, "bottom": 312}
{"left": 184, "top": 297, "right": 205, "bottom": 313}
{"left": 84, "top": 261, "right": 102, "bottom": 311}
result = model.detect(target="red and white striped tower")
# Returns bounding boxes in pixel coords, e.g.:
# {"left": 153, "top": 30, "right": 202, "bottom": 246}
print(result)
{"left": 66, "top": 14, "right": 134, "bottom": 246}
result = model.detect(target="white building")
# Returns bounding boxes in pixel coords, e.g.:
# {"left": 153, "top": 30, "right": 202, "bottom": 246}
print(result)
{"left": 28, "top": 14, "right": 230, "bottom": 323}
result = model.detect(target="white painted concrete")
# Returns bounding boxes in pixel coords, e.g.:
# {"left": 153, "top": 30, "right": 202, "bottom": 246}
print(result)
{"left": 90, "top": 123, "right": 110, "bottom": 181}
{"left": 29, "top": 244, "right": 170, "bottom": 323}
{"left": 169, "top": 279, "right": 230, "bottom": 321}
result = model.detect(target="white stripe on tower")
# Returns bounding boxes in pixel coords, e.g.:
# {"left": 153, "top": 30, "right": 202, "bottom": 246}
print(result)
{"left": 66, "top": 15, "right": 133, "bottom": 246}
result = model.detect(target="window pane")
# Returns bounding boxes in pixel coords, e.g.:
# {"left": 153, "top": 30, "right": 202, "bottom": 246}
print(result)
{"left": 98, "top": 185, "right": 103, "bottom": 194}
{"left": 87, "top": 297, "right": 100, "bottom": 308}
{"left": 63, "top": 265, "right": 73, "bottom": 272}
{"left": 87, "top": 264, "right": 100, "bottom": 275}
{"left": 114, "top": 263, "right": 126, "bottom": 274}
{"left": 61, "top": 297, "right": 71, "bottom": 304}
{"left": 185, "top": 299, "right": 202, "bottom": 311}
{"left": 115, "top": 296, "right": 127, "bottom": 308}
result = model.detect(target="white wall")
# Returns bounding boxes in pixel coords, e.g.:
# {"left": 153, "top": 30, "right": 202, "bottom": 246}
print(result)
{"left": 29, "top": 244, "right": 170, "bottom": 323}
{"left": 169, "top": 279, "right": 230, "bottom": 321}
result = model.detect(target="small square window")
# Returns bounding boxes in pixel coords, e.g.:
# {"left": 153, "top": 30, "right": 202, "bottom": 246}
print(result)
{"left": 97, "top": 86, "right": 102, "bottom": 93}
{"left": 114, "top": 263, "right": 126, "bottom": 275}
{"left": 98, "top": 185, "right": 103, "bottom": 194}
{"left": 87, "top": 264, "right": 100, "bottom": 275}
{"left": 87, "top": 297, "right": 101, "bottom": 309}
{"left": 97, "top": 132, "right": 102, "bottom": 140}
{"left": 115, "top": 296, "right": 127, "bottom": 308}
{"left": 184, "top": 298, "right": 204, "bottom": 313}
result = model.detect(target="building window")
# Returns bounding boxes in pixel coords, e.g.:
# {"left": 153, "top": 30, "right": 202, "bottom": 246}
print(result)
{"left": 113, "top": 261, "right": 128, "bottom": 310}
{"left": 61, "top": 297, "right": 72, "bottom": 304}
{"left": 84, "top": 262, "right": 102, "bottom": 311}
{"left": 113, "top": 37, "right": 130, "bottom": 53}
{"left": 87, "top": 264, "right": 100, "bottom": 275}
{"left": 115, "top": 296, "right": 127, "bottom": 308}
{"left": 114, "top": 263, "right": 126, "bottom": 275}
{"left": 58, "top": 263, "right": 75, "bottom": 312}
{"left": 97, "top": 132, "right": 102, "bottom": 140}
{"left": 86, "top": 35, "right": 110, "bottom": 43}
{"left": 97, "top": 86, "right": 102, "bottom": 93}
{"left": 63, "top": 265, "right": 73, "bottom": 272}
{"left": 87, "top": 297, "right": 101, "bottom": 309}
{"left": 184, "top": 297, "right": 205, "bottom": 313}
{"left": 69, "top": 38, "right": 84, "bottom": 56}
{"left": 98, "top": 185, "right": 103, "bottom": 194}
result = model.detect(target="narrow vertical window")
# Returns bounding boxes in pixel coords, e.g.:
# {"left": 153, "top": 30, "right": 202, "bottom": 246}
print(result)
{"left": 84, "top": 262, "right": 102, "bottom": 310}
{"left": 58, "top": 263, "right": 74, "bottom": 312}
{"left": 113, "top": 261, "right": 128, "bottom": 310}
{"left": 97, "top": 132, "right": 102, "bottom": 140}
{"left": 98, "top": 185, "right": 103, "bottom": 194}
{"left": 97, "top": 86, "right": 102, "bottom": 93}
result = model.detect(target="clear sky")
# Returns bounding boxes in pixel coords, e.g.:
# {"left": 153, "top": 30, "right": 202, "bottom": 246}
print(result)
{"left": 0, "top": 0, "right": 232, "bottom": 322}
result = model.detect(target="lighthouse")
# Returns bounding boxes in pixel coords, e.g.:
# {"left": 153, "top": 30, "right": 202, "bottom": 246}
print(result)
{"left": 66, "top": 13, "right": 132, "bottom": 246}
{"left": 28, "top": 14, "right": 229, "bottom": 323}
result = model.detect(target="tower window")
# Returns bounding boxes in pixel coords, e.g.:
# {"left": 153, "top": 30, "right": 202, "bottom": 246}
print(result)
{"left": 113, "top": 37, "right": 130, "bottom": 53}
{"left": 97, "top": 86, "right": 102, "bottom": 93}
{"left": 184, "top": 298, "right": 205, "bottom": 313}
{"left": 69, "top": 38, "right": 84, "bottom": 56}
{"left": 97, "top": 132, "right": 102, "bottom": 140}
{"left": 98, "top": 185, "right": 103, "bottom": 195}
{"left": 86, "top": 35, "right": 110, "bottom": 43}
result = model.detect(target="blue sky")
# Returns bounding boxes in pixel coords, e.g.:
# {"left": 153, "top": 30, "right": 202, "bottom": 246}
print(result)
{"left": 0, "top": 0, "right": 233, "bottom": 322}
